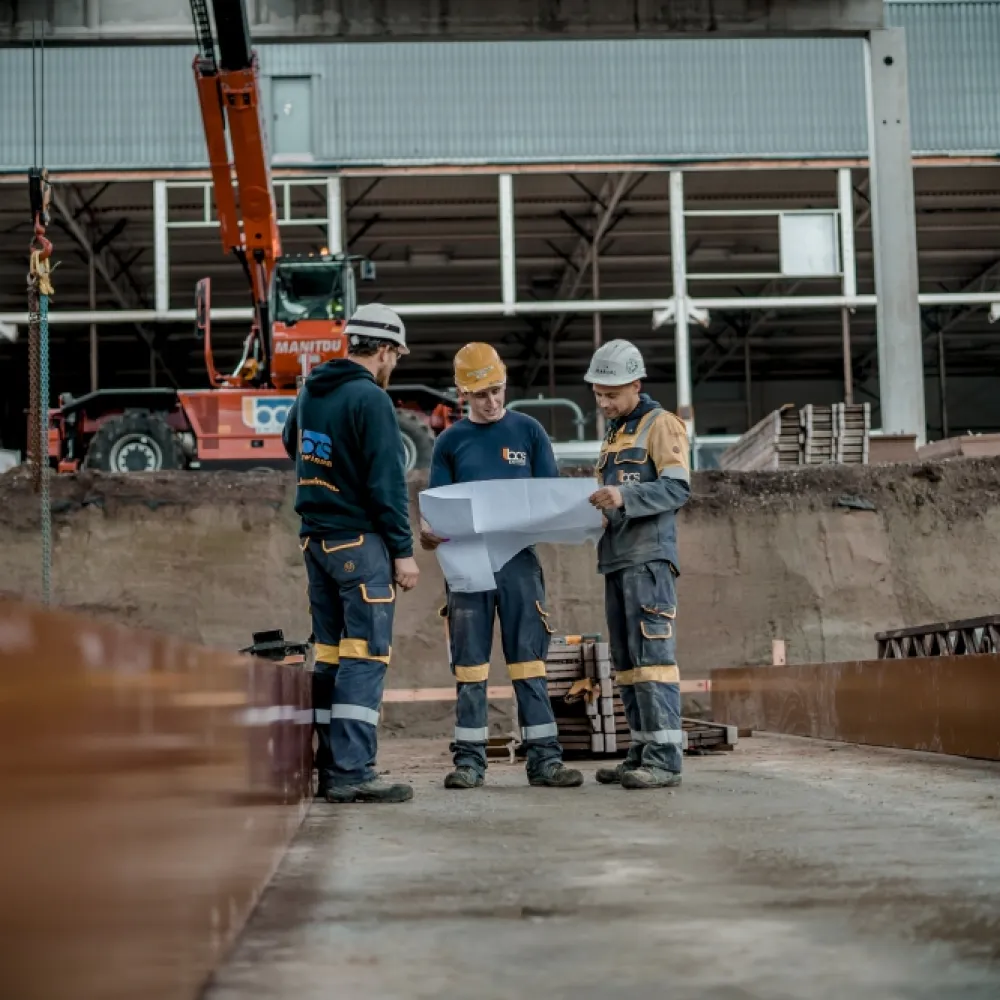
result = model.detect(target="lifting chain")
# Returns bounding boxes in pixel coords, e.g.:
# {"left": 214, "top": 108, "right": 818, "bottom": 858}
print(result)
{"left": 28, "top": 172, "right": 54, "bottom": 605}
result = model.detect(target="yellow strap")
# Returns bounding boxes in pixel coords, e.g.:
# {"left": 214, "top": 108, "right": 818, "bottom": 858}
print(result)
{"left": 567, "top": 677, "right": 598, "bottom": 704}
{"left": 315, "top": 643, "right": 340, "bottom": 665}
{"left": 340, "top": 638, "right": 391, "bottom": 665}
{"left": 617, "top": 665, "right": 680, "bottom": 686}
{"left": 508, "top": 660, "right": 546, "bottom": 680}
{"left": 455, "top": 664, "right": 490, "bottom": 684}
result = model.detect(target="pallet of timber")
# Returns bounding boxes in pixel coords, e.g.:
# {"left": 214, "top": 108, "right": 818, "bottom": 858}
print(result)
{"left": 718, "top": 404, "right": 798, "bottom": 471}
{"left": 532, "top": 635, "right": 737, "bottom": 759}
{"left": 876, "top": 614, "right": 1000, "bottom": 658}
{"left": 721, "top": 402, "right": 870, "bottom": 471}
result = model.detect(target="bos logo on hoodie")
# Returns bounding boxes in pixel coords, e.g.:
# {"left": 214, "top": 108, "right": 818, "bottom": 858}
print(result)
{"left": 302, "top": 429, "right": 333, "bottom": 466}
{"left": 502, "top": 447, "right": 527, "bottom": 466}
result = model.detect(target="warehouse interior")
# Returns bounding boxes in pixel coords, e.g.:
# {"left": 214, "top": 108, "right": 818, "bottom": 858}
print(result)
{"left": 3, "top": 161, "right": 1000, "bottom": 452}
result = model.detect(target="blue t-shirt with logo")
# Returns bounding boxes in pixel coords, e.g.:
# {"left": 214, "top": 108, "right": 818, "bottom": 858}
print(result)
{"left": 428, "top": 410, "right": 559, "bottom": 487}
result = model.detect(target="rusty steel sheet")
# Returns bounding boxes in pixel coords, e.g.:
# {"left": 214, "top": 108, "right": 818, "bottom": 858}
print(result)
{"left": 710, "top": 654, "right": 1000, "bottom": 762}
{"left": 0, "top": 597, "right": 312, "bottom": 1000}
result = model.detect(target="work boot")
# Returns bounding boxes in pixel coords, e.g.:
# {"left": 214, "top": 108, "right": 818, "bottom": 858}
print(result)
{"left": 325, "top": 777, "right": 414, "bottom": 803}
{"left": 444, "top": 766, "right": 485, "bottom": 789}
{"left": 621, "top": 767, "right": 682, "bottom": 790}
{"left": 595, "top": 762, "right": 636, "bottom": 785}
{"left": 528, "top": 763, "right": 584, "bottom": 788}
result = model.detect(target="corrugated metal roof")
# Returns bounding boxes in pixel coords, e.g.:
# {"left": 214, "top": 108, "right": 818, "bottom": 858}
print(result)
{"left": 1, "top": 1, "right": 997, "bottom": 171}
{"left": 889, "top": 1, "right": 1000, "bottom": 153}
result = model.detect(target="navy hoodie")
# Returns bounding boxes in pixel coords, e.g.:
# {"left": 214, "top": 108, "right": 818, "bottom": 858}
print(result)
{"left": 282, "top": 359, "right": 413, "bottom": 558}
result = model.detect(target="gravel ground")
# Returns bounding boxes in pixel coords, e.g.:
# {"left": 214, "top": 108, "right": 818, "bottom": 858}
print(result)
{"left": 205, "top": 734, "right": 1000, "bottom": 1000}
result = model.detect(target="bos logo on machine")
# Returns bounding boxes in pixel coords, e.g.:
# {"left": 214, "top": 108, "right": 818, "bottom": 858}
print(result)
{"left": 502, "top": 447, "right": 527, "bottom": 466}
{"left": 301, "top": 429, "right": 333, "bottom": 466}
{"left": 241, "top": 396, "right": 293, "bottom": 435}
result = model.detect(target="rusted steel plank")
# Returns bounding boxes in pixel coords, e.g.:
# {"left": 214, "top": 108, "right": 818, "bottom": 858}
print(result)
{"left": 0, "top": 598, "right": 311, "bottom": 1000}
{"left": 710, "top": 654, "right": 1000, "bottom": 761}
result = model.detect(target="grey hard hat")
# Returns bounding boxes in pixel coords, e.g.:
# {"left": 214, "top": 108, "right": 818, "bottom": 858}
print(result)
{"left": 345, "top": 302, "right": 409, "bottom": 355}
{"left": 583, "top": 339, "right": 646, "bottom": 385}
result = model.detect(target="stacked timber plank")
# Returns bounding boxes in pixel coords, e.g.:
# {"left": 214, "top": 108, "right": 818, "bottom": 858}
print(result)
{"left": 720, "top": 402, "right": 870, "bottom": 471}
{"left": 717, "top": 404, "right": 799, "bottom": 471}
{"left": 835, "top": 403, "right": 871, "bottom": 464}
{"left": 543, "top": 636, "right": 617, "bottom": 754}
{"left": 529, "top": 637, "right": 737, "bottom": 758}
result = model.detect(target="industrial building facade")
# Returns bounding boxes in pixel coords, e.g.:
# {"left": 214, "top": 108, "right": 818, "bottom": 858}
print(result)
{"left": 1, "top": 0, "right": 999, "bottom": 458}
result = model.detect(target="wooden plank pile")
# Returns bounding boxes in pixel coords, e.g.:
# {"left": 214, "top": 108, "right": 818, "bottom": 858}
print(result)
{"left": 543, "top": 636, "right": 619, "bottom": 753}
{"left": 717, "top": 404, "right": 799, "bottom": 472}
{"left": 520, "top": 637, "right": 737, "bottom": 758}
{"left": 720, "top": 402, "right": 870, "bottom": 471}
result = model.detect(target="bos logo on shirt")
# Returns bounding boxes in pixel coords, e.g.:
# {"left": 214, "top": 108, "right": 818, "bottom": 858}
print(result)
{"left": 619, "top": 470, "right": 641, "bottom": 484}
{"left": 502, "top": 447, "right": 527, "bottom": 466}
{"left": 301, "top": 429, "right": 333, "bottom": 466}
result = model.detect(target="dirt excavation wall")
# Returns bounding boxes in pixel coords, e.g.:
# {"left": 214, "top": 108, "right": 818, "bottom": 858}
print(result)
{"left": 3, "top": 458, "right": 1000, "bottom": 687}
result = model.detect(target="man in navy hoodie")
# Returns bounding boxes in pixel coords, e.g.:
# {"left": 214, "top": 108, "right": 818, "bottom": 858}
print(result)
{"left": 283, "top": 302, "right": 420, "bottom": 804}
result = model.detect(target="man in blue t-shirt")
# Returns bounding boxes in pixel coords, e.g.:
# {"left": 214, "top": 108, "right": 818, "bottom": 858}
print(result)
{"left": 420, "top": 342, "right": 583, "bottom": 790}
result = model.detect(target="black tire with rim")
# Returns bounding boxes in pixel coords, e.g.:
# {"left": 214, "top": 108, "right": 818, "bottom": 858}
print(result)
{"left": 85, "top": 409, "right": 184, "bottom": 473}
{"left": 395, "top": 409, "right": 436, "bottom": 473}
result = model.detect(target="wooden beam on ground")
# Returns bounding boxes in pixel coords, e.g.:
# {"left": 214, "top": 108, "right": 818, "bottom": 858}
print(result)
{"left": 710, "top": 655, "right": 1000, "bottom": 761}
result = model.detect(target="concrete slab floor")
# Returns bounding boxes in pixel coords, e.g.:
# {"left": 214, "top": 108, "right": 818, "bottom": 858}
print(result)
{"left": 204, "top": 735, "right": 1000, "bottom": 1000}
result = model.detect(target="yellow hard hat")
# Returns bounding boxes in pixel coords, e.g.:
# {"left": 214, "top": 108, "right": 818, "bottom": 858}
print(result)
{"left": 454, "top": 342, "right": 507, "bottom": 393}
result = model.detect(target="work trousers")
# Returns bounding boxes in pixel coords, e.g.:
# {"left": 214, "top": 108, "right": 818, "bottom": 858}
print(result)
{"left": 445, "top": 547, "right": 562, "bottom": 779}
{"left": 303, "top": 533, "right": 396, "bottom": 788}
{"left": 605, "top": 559, "right": 683, "bottom": 774}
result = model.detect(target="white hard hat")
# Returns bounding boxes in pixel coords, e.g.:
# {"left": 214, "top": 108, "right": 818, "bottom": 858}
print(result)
{"left": 345, "top": 302, "right": 409, "bottom": 355}
{"left": 583, "top": 339, "right": 646, "bottom": 385}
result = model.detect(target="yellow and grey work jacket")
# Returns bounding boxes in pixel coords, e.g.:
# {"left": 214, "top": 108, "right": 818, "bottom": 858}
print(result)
{"left": 595, "top": 398, "right": 691, "bottom": 575}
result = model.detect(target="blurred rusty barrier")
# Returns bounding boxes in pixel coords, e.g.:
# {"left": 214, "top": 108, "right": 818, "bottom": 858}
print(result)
{"left": 0, "top": 597, "right": 312, "bottom": 1000}
{"left": 711, "top": 654, "right": 1000, "bottom": 761}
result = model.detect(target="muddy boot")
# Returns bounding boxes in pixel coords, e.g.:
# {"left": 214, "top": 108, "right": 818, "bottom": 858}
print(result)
{"left": 444, "top": 766, "right": 484, "bottom": 789}
{"left": 595, "top": 762, "right": 636, "bottom": 785}
{"left": 529, "top": 763, "right": 584, "bottom": 788}
{"left": 621, "top": 767, "right": 682, "bottom": 790}
{"left": 326, "top": 777, "right": 414, "bottom": 803}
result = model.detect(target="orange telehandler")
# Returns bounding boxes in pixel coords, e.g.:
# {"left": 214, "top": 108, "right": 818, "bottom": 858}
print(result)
{"left": 47, "top": 0, "right": 458, "bottom": 475}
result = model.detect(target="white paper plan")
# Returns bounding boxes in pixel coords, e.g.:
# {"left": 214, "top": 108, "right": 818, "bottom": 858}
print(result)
{"left": 418, "top": 478, "right": 604, "bottom": 592}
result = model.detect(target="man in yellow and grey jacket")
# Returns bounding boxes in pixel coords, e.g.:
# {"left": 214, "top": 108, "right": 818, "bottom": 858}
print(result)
{"left": 586, "top": 340, "right": 691, "bottom": 789}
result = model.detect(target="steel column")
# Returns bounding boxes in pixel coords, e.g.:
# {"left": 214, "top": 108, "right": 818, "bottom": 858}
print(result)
{"left": 89, "top": 254, "right": 98, "bottom": 393}
{"left": 153, "top": 179, "right": 169, "bottom": 316}
{"left": 498, "top": 173, "right": 516, "bottom": 314}
{"left": 670, "top": 171, "right": 694, "bottom": 433}
{"left": 864, "top": 28, "right": 926, "bottom": 444}
{"left": 838, "top": 166, "right": 856, "bottom": 405}
{"left": 326, "top": 175, "right": 344, "bottom": 254}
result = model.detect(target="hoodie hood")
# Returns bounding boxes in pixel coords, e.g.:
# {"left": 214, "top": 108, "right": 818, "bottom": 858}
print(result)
{"left": 604, "top": 392, "right": 662, "bottom": 442}
{"left": 303, "top": 358, "right": 374, "bottom": 398}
